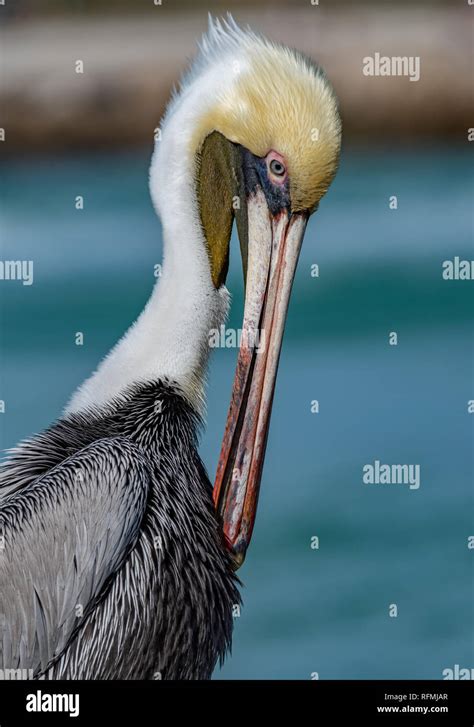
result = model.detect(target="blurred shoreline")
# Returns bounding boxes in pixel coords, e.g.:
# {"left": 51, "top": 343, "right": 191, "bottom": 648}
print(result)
{"left": 1, "top": 6, "right": 472, "bottom": 152}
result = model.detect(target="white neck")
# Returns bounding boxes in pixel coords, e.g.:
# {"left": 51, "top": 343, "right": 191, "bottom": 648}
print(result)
{"left": 65, "top": 137, "right": 229, "bottom": 418}
{"left": 65, "top": 49, "right": 247, "bottom": 417}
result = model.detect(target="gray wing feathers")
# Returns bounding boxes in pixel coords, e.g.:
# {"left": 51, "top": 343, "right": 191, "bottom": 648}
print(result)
{"left": 0, "top": 437, "right": 149, "bottom": 674}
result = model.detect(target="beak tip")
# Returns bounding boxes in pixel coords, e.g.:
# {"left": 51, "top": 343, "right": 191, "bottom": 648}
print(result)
{"left": 231, "top": 550, "right": 246, "bottom": 571}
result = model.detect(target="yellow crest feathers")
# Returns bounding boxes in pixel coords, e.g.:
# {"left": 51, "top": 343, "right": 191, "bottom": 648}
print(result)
{"left": 188, "top": 16, "right": 341, "bottom": 212}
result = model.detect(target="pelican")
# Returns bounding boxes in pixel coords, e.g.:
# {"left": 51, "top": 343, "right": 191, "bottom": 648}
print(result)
{"left": 0, "top": 17, "right": 341, "bottom": 679}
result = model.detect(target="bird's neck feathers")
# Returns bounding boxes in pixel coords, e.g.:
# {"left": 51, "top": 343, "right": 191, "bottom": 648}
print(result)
{"left": 65, "top": 61, "right": 233, "bottom": 418}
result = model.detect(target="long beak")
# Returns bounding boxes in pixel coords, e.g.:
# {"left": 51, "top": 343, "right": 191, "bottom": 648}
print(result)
{"left": 213, "top": 188, "right": 308, "bottom": 568}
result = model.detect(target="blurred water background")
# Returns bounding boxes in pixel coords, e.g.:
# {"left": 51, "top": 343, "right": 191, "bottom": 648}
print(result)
{"left": 1, "top": 0, "right": 473, "bottom": 680}
{"left": 1, "top": 145, "right": 472, "bottom": 678}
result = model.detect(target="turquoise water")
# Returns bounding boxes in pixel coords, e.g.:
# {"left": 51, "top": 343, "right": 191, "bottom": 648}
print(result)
{"left": 1, "top": 147, "right": 472, "bottom": 679}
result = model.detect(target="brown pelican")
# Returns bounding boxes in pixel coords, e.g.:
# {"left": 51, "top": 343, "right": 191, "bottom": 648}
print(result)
{"left": 0, "top": 17, "right": 341, "bottom": 679}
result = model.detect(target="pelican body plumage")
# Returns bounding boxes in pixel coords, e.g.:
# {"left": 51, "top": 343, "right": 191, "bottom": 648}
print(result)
{"left": 1, "top": 382, "right": 238, "bottom": 678}
{"left": 0, "top": 17, "right": 341, "bottom": 679}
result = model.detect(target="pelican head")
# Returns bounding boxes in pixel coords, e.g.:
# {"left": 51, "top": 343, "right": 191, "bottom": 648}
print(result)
{"left": 150, "top": 16, "right": 341, "bottom": 568}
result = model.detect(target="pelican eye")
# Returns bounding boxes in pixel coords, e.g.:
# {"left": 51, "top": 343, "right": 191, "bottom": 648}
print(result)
{"left": 269, "top": 159, "right": 286, "bottom": 176}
